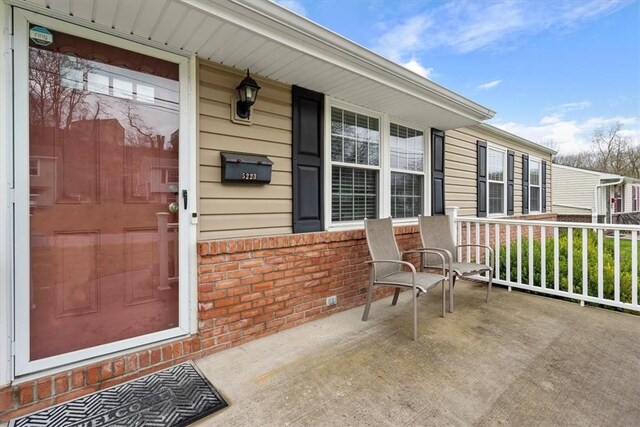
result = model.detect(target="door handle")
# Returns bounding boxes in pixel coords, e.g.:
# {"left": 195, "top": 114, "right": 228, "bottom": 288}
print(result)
{"left": 182, "top": 190, "right": 188, "bottom": 210}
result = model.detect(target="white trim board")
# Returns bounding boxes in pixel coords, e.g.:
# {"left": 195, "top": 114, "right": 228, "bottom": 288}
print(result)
{"left": 0, "top": 1, "right": 14, "bottom": 387}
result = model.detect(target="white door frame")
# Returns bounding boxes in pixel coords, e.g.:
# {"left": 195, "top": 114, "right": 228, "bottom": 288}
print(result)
{"left": 12, "top": 9, "right": 197, "bottom": 377}
{"left": 0, "top": 2, "right": 14, "bottom": 387}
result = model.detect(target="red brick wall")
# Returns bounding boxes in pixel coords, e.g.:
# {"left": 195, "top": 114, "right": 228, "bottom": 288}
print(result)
{"left": 0, "top": 225, "right": 422, "bottom": 421}
{"left": 556, "top": 214, "right": 605, "bottom": 223}
{"left": 195, "top": 225, "right": 422, "bottom": 350}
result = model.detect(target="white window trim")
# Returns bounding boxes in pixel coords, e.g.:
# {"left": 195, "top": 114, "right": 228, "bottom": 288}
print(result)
{"left": 486, "top": 143, "right": 508, "bottom": 217}
{"left": 529, "top": 156, "right": 542, "bottom": 213}
{"left": 323, "top": 97, "right": 430, "bottom": 229}
{"left": 11, "top": 9, "right": 198, "bottom": 378}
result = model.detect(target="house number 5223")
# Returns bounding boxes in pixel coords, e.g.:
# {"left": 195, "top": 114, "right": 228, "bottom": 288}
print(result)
{"left": 241, "top": 172, "right": 257, "bottom": 180}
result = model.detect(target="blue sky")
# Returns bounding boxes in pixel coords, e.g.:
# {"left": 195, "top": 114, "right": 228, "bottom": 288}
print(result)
{"left": 274, "top": 0, "right": 640, "bottom": 154}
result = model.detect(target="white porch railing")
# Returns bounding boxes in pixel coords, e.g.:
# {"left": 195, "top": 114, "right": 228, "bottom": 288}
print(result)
{"left": 451, "top": 213, "right": 640, "bottom": 313}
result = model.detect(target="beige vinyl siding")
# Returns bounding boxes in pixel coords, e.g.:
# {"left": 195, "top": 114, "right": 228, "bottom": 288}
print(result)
{"left": 198, "top": 59, "right": 292, "bottom": 240}
{"left": 445, "top": 127, "right": 552, "bottom": 217}
{"left": 551, "top": 166, "right": 600, "bottom": 214}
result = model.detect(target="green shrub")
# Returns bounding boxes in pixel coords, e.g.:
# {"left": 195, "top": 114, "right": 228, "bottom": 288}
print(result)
{"left": 496, "top": 229, "right": 638, "bottom": 309}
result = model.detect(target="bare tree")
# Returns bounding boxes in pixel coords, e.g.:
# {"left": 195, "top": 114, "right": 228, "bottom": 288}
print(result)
{"left": 590, "top": 122, "right": 632, "bottom": 174}
{"left": 554, "top": 121, "right": 639, "bottom": 179}
{"left": 29, "top": 49, "right": 92, "bottom": 129}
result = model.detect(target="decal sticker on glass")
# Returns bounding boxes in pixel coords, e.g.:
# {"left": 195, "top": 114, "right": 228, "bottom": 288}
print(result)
{"left": 29, "top": 26, "right": 53, "bottom": 46}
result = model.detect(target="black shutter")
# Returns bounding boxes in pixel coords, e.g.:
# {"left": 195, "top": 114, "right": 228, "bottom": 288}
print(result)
{"left": 542, "top": 160, "right": 547, "bottom": 213}
{"left": 292, "top": 86, "right": 324, "bottom": 233}
{"left": 507, "top": 150, "right": 515, "bottom": 215}
{"left": 477, "top": 140, "right": 487, "bottom": 218}
{"left": 431, "top": 129, "right": 445, "bottom": 216}
{"left": 522, "top": 154, "right": 529, "bottom": 214}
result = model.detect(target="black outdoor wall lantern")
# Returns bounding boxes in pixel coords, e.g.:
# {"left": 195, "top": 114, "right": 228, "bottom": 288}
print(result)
{"left": 235, "top": 69, "right": 261, "bottom": 119}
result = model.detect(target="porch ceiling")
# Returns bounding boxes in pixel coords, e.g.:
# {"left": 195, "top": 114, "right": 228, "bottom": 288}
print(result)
{"left": 15, "top": 0, "right": 495, "bottom": 130}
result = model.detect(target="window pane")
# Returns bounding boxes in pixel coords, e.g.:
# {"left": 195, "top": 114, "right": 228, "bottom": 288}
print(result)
{"left": 489, "top": 182, "right": 504, "bottom": 214}
{"left": 330, "top": 107, "right": 379, "bottom": 166}
{"left": 331, "top": 135, "right": 342, "bottom": 162}
{"left": 332, "top": 166, "right": 378, "bottom": 221}
{"left": 391, "top": 172, "right": 422, "bottom": 218}
{"left": 390, "top": 123, "right": 424, "bottom": 172}
{"left": 344, "top": 110, "right": 356, "bottom": 137}
{"left": 344, "top": 137, "right": 356, "bottom": 163}
{"left": 487, "top": 148, "right": 504, "bottom": 181}
{"left": 531, "top": 187, "right": 540, "bottom": 212}
{"left": 530, "top": 160, "right": 540, "bottom": 185}
{"left": 331, "top": 107, "right": 343, "bottom": 135}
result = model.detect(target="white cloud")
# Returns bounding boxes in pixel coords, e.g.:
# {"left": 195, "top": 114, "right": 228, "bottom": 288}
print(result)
{"left": 477, "top": 79, "right": 502, "bottom": 90}
{"left": 372, "top": 0, "right": 630, "bottom": 60}
{"left": 272, "top": 0, "right": 307, "bottom": 17}
{"left": 547, "top": 101, "right": 592, "bottom": 114}
{"left": 402, "top": 59, "right": 433, "bottom": 78}
{"left": 374, "top": 15, "right": 432, "bottom": 61}
{"left": 493, "top": 115, "right": 638, "bottom": 154}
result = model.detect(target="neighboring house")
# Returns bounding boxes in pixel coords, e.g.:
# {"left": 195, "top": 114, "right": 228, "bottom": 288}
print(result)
{"left": 0, "top": 0, "right": 555, "bottom": 419}
{"left": 552, "top": 164, "right": 640, "bottom": 223}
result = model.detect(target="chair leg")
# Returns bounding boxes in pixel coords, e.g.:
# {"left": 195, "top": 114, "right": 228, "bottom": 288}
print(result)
{"left": 449, "top": 275, "right": 456, "bottom": 313}
{"left": 486, "top": 269, "right": 493, "bottom": 302}
{"left": 441, "top": 279, "right": 446, "bottom": 318}
{"left": 412, "top": 287, "right": 418, "bottom": 341}
{"left": 362, "top": 275, "right": 375, "bottom": 321}
{"left": 391, "top": 288, "right": 400, "bottom": 306}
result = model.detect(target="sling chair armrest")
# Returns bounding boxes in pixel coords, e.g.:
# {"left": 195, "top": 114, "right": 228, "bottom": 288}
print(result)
{"left": 456, "top": 244, "right": 494, "bottom": 268}
{"left": 365, "top": 259, "right": 417, "bottom": 273}
{"left": 404, "top": 248, "right": 449, "bottom": 277}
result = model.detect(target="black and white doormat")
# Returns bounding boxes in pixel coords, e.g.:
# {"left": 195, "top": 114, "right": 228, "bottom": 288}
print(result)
{"left": 10, "top": 362, "right": 228, "bottom": 427}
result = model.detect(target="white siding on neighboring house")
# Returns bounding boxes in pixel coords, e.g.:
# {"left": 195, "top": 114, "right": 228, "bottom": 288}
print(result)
{"left": 624, "top": 183, "right": 631, "bottom": 212}
{"left": 551, "top": 165, "right": 629, "bottom": 216}
{"left": 552, "top": 165, "right": 601, "bottom": 214}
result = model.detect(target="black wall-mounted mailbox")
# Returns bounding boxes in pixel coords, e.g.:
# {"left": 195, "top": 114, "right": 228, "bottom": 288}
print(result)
{"left": 220, "top": 152, "right": 273, "bottom": 184}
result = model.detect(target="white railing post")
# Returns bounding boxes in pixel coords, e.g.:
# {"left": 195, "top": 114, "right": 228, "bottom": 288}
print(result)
{"left": 446, "top": 206, "right": 459, "bottom": 246}
{"left": 448, "top": 216, "right": 638, "bottom": 313}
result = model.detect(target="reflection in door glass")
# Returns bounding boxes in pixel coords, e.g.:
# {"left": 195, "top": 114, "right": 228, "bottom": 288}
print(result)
{"left": 28, "top": 27, "right": 180, "bottom": 360}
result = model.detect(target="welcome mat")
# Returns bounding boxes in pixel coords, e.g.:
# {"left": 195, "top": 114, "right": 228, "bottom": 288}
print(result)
{"left": 10, "top": 362, "right": 228, "bottom": 427}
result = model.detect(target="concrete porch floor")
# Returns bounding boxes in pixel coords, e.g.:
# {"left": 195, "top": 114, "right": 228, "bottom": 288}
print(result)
{"left": 195, "top": 280, "right": 640, "bottom": 426}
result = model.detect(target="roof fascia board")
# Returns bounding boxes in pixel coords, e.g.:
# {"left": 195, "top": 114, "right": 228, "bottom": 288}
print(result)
{"left": 180, "top": 0, "right": 494, "bottom": 122}
{"left": 553, "top": 164, "right": 621, "bottom": 179}
{"left": 471, "top": 123, "right": 557, "bottom": 155}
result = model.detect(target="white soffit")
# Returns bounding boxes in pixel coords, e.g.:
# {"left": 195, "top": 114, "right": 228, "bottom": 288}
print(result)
{"left": 15, "top": 0, "right": 495, "bottom": 130}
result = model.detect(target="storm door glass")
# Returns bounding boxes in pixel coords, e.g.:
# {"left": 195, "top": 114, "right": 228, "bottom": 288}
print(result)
{"left": 28, "top": 27, "right": 180, "bottom": 360}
